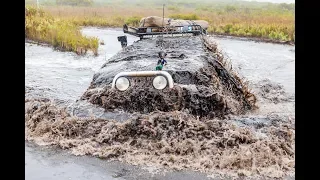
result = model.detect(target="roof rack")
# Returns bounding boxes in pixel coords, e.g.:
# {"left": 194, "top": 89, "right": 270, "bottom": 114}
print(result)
{"left": 123, "top": 24, "right": 207, "bottom": 39}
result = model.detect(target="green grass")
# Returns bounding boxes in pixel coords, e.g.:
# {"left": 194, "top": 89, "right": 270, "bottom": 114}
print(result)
{"left": 25, "top": 6, "right": 99, "bottom": 55}
{"left": 207, "top": 23, "right": 294, "bottom": 41}
{"left": 169, "top": 13, "right": 200, "bottom": 20}
{"left": 125, "top": 16, "right": 142, "bottom": 27}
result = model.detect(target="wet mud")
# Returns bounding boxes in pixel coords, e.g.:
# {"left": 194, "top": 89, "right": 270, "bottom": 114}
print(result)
{"left": 25, "top": 98, "right": 294, "bottom": 179}
{"left": 82, "top": 36, "right": 256, "bottom": 118}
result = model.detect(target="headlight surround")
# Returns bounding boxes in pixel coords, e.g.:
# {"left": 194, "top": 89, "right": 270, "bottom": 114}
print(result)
{"left": 115, "top": 77, "right": 130, "bottom": 91}
{"left": 153, "top": 75, "right": 168, "bottom": 90}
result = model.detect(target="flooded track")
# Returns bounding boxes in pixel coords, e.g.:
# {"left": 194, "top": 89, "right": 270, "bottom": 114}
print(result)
{"left": 213, "top": 36, "right": 294, "bottom": 95}
{"left": 25, "top": 27, "right": 295, "bottom": 179}
{"left": 25, "top": 28, "right": 139, "bottom": 102}
{"left": 26, "top": 142, "right": 211, "bottom": 180}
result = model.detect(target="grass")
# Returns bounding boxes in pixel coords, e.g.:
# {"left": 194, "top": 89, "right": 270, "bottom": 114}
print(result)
{"left": 197, "top": 5, "right": 294, "bottom": 42}
{"left": 40, "top": 3, "right": 294, "bottom": 43}
{"left": 26, "top": 1, "right": 294, "bottom": 43}
{"left": 25, "top": 6, "right": 99, "bottom": 55}
{"left": 169, "top": 14, "right": 200, "bottom": 20}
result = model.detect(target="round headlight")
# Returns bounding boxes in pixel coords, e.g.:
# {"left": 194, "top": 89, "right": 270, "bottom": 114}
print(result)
{"left": 115, "top": 77, "right": 130, "bottom": 91}
{"left": 153, "top": 75, "right": 167, "bottom": 90}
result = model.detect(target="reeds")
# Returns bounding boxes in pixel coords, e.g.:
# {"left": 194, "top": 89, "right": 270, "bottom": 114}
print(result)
{"left": 26, "top": 1, "right": 294, "bottom": 43}
{"left": 40, "top": 4, "right": 295, "bottom": 42}
{"left": 40, "top": 3, "right": 294, "bottom": 42}
{"left": 25, "top": 6, "right": 99, "bottom": 55}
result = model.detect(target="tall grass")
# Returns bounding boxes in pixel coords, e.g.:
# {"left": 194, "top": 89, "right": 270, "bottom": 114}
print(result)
{"left": 169, "top": 14, "right": 200, "bottom": 20}
{"left": 25, "top": 6, "right": 99, "bottom": 55}
{"left": 196, "top": 5, "right": 294, "bottom": 41}
{"left": 36, "top": 2, "right": 294, "bottom": 42}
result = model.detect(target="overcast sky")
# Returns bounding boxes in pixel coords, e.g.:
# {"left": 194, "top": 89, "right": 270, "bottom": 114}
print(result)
{"left": 240, "top": 0, "right": 294, "bottom": 3}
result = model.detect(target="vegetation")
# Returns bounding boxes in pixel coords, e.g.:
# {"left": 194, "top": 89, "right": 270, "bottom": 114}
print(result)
{"left": 56, "top": 0, "right": 94, "bottom": 6}
{"left": 26, "top": 0, "right": 294, "bottom": 43}
{"left": 169, "top": 14, "right": 200, "bottom": 20}
{"left": 25, "top": 6, "right": 99, "bottom": 55}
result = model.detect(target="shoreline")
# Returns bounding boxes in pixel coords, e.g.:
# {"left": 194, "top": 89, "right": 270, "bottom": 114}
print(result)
{"left": 25, "top": 38, "right": 98, "bottom": 56}
{"left": 209, "top": 33, "right": 295, "bottom": 46}
{"left": 25, "top": 39, "right": 51, "bottom": 47}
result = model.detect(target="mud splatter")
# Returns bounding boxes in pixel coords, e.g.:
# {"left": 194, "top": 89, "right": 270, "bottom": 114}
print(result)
{"left": 254, "top": 79, "right": 294, "bottom": 104}
{"left": 25, "top": 99, "right": 294, "bottom": 179}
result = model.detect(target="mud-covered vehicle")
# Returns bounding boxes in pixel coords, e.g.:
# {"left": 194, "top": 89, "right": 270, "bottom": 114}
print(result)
{"left": 81, "top": 17, "right": 256, "bottom": 118}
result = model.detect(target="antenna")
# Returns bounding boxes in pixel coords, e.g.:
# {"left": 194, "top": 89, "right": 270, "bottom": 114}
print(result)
{"left": 161, "top": 4, "right": 165, "bottom": 50}
{"left": 162, "top": 4, "right": 164, "bottom": 28}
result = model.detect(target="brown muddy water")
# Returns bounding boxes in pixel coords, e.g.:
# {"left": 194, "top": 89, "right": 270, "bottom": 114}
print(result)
{"left": 25, "top": 27, "right": 295, "bottom": 179}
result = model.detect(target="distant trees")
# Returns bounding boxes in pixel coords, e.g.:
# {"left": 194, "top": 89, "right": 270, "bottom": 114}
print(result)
{"left": 278, "top": 3, "right": 295, "bottom": 11}
{"left": 224, "top": 5, "right": 236, "bottom": 12}
{"left": 56, "top": 0, "right": 93, "bottom": 6}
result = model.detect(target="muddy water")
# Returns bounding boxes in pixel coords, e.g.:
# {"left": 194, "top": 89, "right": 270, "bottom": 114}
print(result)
{"left": 25, "top": 28, "right": 295, "bottom": 179}
{"left": 25, "top": 28, "right": 139, "bottom": 102}
{"left": 213, "top": 36, "right": 295, "bottom": 95}
{"left": 211, "top": 36, "right": 295, "bottom": 119}
{"left": 25, "top": 142, "right": 120, "bottom": 180}
{"left": 26, "top": 142, "right": 210, "bottom": 180}
{"left": 25, "top": 28, "right": 140, "bottom": 120}
{"left": 25, "top": 28, "right": 212, "bottom": 180}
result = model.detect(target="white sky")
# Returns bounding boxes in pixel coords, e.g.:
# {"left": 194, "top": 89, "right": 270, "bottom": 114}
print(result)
{"left": 240, "top": 0, "right": 294, "bottom": 3}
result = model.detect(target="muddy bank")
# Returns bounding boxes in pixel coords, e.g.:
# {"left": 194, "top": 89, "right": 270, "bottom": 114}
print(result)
{"left": 82, "top": 36, "right": 256, "bottom": 118}
{"left": 25, "top": 98, "right": 294, "bottom": 179}
{"left": 25, "top": 39, "right": 52, "bottom": 47}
